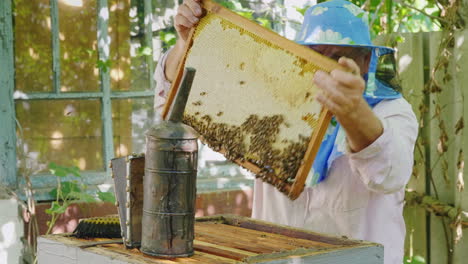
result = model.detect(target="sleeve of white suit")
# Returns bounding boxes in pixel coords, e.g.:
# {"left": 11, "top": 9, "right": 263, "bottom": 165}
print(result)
{"left": 347, "top": 98, "right": 418, "bottom": 194}
{"left": 153, "top": 47, "right": 174, "bottom": 117}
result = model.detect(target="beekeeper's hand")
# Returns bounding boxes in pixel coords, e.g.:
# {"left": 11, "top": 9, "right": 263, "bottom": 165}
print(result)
{"left": 175, "top": 0, "right": 203, "bottom": 42}
{"left": 314, "top": 56, "right": 384, "bottom": 153}
{"left": 165, "top": 0, "right": 203, "bottom": 82}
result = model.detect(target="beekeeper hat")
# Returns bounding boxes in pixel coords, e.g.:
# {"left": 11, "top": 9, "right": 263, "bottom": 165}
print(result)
{"left": 296, "top": 0, "right": 401, "bottom": 98}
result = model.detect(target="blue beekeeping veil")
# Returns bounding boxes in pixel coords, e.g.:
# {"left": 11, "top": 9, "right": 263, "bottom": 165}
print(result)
{"left": 295, "top": 0, "right": 402, "bottom": 187}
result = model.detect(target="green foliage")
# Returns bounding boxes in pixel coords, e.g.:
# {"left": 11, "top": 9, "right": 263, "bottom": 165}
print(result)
{"left": 45, "top": 162, "right": 116, "bottom": 235}
{"left": 237, "top": 11, "right": 254, "bottom": 20}
{"left": 256, "top": 17, "right": 272, "bottom": 30}
{"left": 294, "top": 6, "right": 311, "bottom": 16}
{"left": 159, "top": 30, "right": 177, "bottom": 50}
{"left": 395, "top": 35, "right": 406, "bottom": 44}
{"left": 49, "top": 162, "right": 80, "bottom": 178}
{"left": 45, "top": 201, "right": 67, "bottom": 215}
{"left": 404, "top": 255, "right": 426, "bottom": 264}
{"left": 136, "top": 46, "right": 153, "bottom": 57}
{"left": 211, "top": 0, "right": 444, "bottom": 42}
{"left": 218, "top": 1, "right": 242, "bottom": 10}
{"left": 214, "top": 0, "right": 275, "bottom": 30}
{"left": 96, "top": 59, "right": 112, "bottom": 72}
{"left": 297, "top": 1, "right": 443, "bottom": 40}
{"left": 97, "top": 191, "right": 116, "bottom": 204}
{"left": 350, "top": 0, "right": 441, "bottom": 36}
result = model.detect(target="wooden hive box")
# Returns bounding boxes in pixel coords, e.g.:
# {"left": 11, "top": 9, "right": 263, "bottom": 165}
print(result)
{"left": 37, "top": 215, "right": 383, "bottom": 263}
{"left": 163, "top": 0, "right": 344, "bottom": 200}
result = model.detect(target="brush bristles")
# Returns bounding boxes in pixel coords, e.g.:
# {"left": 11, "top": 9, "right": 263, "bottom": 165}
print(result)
{"left": 73, "top": 215, "right": 121, "bottom": 238}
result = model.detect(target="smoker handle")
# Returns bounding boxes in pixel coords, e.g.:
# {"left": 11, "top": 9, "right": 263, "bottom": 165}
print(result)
{"left": 167, "top": 67, "right": 196, "bottom": 123}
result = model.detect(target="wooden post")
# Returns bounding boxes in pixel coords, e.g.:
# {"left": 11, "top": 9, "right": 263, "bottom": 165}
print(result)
{"left": 0, "top": 0, "right": 17, "bottom": 189}
{"left": 453, "top": 28, "right": 468, "bottom": 264}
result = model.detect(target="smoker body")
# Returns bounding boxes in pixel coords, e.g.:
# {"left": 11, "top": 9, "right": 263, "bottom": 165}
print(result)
{"left": 141, "top": 122, "right": 198, "bottom": 257}
{"left": 141, "top": 67, "right": 198, "bottom": 257}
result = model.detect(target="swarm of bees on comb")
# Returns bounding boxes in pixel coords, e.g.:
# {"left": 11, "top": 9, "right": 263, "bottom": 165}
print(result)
{"left": 184, "top": 112, "right": 309, "bottom": 192}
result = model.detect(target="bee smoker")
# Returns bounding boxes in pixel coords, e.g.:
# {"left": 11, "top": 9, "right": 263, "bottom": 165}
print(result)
{"left": 141, "top": 68, "right": 198, "bottom": 257}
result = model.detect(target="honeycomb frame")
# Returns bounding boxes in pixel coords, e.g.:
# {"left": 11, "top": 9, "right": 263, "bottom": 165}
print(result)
{"left": 163, "top": 0, "right": 343, "bottom": 200}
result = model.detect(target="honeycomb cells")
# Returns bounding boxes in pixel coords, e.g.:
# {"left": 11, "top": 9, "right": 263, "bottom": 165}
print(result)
{"left": 182, "top": 12, "right": 327, "bottom": 187}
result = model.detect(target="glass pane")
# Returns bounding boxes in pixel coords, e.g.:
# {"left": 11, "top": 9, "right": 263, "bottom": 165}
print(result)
{"left": 112, "top": 98, "right": 153, "bottom": 157}
{"left": 151, "top": 0, "right": 178, "bottom": 69}
{"left": 109, "top": 0, "right": 132, "bottom": 91}
{"left": 14, "top": 0, "right": 53, "bottom": 92}
{"left": 151, "top": 0, "right": 177, "bottom": 32}
{"left": 58, "top": 0, "right": 100, "bottom": 92}
{"left": 128, "top": 41, "right": 151, "bottom": 91}
{"left": 111, "top": 0, "right": 151, "bottom": 91}
{"left": 16, "top": 100, "right": 104, "bottom": 173}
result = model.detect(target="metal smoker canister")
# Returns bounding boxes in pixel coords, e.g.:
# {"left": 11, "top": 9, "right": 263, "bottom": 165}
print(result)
{"left": 141, "top": 68, "right": 198, "bottom": 257}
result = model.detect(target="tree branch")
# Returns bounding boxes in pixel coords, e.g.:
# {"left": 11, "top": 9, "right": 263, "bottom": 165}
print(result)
{"left": 406, "top": 190, "right": 468, "bottom": 228}
{"left": 393, "top": 0, "right": 448, "bottom": 25}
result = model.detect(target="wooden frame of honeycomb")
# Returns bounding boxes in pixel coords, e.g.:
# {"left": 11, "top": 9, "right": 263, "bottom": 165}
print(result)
{"left": 163, "top": 0, "right": 343, "bottom": 200}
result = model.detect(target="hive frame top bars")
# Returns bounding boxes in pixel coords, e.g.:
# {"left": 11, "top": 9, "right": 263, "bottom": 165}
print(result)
{"left": 163, "top": 0, "right": 342, "bottom": 200}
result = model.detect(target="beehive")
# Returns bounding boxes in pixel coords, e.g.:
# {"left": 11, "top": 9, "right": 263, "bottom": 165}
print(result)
{"left": 163, "top": 0, "right": 343, "bottom": 199}
{"left": 38, "top": 215, "right": 384, "bottom": 263}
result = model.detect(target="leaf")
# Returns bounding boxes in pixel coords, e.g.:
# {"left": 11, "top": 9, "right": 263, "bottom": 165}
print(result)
{"left": 49, "top": 188, "right": 58, "bottom": 198}
{"left": 136, "top": 46, "right": 152, "bottom": 57}
{"left": 96, "top": 59, "right": 111, "bottom": 72}
{"left": 97, "top": 191, "right": 116, "bottom": 204}
{"left": 294, "top": 6, "right": 311, "bottom": 16}
{"left": 61, "top": 181, "right": 81, "bottom": 198}
{"left": 227, "top": 1, "right": 243, "bottom": 10}
{"left": 49, "top": 162, "right": 58, "bottom": 170}
{"left": 85, "top": 48, "right": 95, "bottom": 57}
{"left": 49, "top": 163, "right": 81, "bottom": 178}
{"left": 68, "top": 191, "right": 96, "bottom": 203}
{"left": 256, "top": 18, "right": 271, "bottom": 29}
{"left": 50, "top": 167, "right": 67, "bottom": 177}
{"left": 412, "top": 255, "right": 426, "bottom": 264}
{"left": 158, "top": 31, "right": 177, "bottom": 48}
{"left": 218, "top": 1, "right": 236, "bottom": 10}
{"left": 45, "top": 201, "right": 67, "bottom": 215}
{"left": 162, "top": 32, "right": 175, "bottom": 43}
{"left": 395, "top": 35, "right": 405, "bottom": 43}
{"left": 403, "top": 255, "right": 426, "bottom": 264}
{"left": 66, "top": 166, "right": 81, "bottom": 178}
{"left": 49, "top": 162, "right": 67, "bottom": 177}
{"left": 236, "top": 11, "right": 253, "bottom": 20}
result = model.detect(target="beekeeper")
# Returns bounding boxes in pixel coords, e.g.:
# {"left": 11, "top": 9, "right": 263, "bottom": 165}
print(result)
{"left": 153, "top": 1, "right": 418, "bottom": 264}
